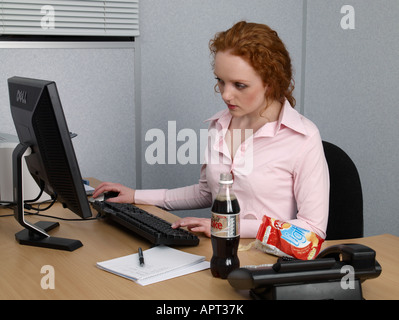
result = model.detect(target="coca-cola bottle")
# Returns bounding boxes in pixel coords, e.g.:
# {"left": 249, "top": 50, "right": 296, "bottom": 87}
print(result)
{"left": 210, "top": 173, "right": 240, "bottom": 279}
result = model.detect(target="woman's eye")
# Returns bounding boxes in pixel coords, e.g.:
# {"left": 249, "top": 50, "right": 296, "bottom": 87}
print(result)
{"left": 235, "top": 82, "right": 247, "bottom": 89}
{"left": 215, "top": 77, "right": 246, "bottom": 89}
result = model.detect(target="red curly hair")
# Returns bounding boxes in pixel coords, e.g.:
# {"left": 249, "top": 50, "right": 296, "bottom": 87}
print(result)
{"left": 209, "top": 21, "right": 296, "bottom": 108}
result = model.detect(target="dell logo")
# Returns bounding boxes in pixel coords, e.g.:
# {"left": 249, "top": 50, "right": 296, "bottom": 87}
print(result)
{"left": 16, "top": 90, "right": 27, "bottom": 104}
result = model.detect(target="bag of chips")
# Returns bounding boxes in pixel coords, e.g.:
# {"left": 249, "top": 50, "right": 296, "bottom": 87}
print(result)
{"left": 255, "top": 216, "right": 324, "bottom": 260}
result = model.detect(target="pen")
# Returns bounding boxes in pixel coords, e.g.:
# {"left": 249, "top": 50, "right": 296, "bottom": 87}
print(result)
{"left": 138, "top": 247, "right": 145, "bottom": 267}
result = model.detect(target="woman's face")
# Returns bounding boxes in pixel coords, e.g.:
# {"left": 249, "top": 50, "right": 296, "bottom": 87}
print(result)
{"left": 214, "top": 51, "right": 268, "bottom": 119}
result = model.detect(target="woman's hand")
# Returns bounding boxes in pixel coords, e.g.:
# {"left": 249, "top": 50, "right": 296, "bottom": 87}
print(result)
{"left": 93, "top": 182, "right": 136, "bottom": 203}
{"left": 172, "top": 217, "right": 211, "bottom": 238}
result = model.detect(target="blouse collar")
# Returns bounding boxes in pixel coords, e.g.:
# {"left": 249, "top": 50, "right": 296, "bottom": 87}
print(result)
{"left": 205, "top": 99, "right": 308, "bottom": 137}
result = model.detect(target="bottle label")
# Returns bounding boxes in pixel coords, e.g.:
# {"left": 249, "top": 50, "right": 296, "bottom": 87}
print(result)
{"left": 211, "top": 212, "right": 240, "bottom": 238}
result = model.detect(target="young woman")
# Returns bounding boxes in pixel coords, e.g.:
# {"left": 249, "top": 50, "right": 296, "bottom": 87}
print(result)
{"left": 93, "top": 21, "right": 330, "bottom": 239}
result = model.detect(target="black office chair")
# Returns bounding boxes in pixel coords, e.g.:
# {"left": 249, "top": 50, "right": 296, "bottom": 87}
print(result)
{"left": 322, "top": 141, "right": 364, "bottom": 240}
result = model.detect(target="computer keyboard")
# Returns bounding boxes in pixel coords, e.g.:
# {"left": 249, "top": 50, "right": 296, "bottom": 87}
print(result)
{"left": 92, "top": 201, "right": 200, "bottom": 246}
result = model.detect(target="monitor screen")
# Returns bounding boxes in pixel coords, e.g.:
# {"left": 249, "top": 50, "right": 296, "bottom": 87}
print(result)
{"left": 8, "top": 76, "right": 92, "bottom": 250}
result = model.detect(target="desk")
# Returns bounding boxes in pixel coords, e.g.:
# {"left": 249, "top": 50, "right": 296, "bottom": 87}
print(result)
{"left": 0, "top": 184, "right": 398, "bottom": 300}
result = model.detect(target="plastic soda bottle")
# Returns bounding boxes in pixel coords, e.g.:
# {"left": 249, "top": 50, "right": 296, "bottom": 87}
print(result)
{"left": 210, "top": 173, "right": 240, "bottom": 279}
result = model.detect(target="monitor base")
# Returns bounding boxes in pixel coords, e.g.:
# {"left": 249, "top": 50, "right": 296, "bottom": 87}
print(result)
{"left": 15, "top": 221, "right": 83, "bottom": 251}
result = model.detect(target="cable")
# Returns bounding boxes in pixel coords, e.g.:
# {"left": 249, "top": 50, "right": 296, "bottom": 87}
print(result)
{"left": 0, "top": 212, "right": 14, "bottom": 218}
{"left": 24, "top": 211, "right": 98, "bottom": 221}
{"left": 0, "top": 180, "right": 45, "bottom": 207}
{"left": 1, "top": 192, "right": 98, "bottom": 221}
{"left": 24, "top": 195, "right": 57, "bottom": 212}
{"left": 0, "top": 201, "right": 16, "bottom": 206}
{"left": 0, "top": 209, "right": 98, "bottom": 221}
{"left": 24, "top": 180, "right": 45, "bottom": 203}
{"left": 23, "top": 194, "right": 98, "bottom": 221}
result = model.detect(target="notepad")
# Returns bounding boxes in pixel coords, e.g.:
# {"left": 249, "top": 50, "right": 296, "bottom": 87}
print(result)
{"left": 97, "top": 245, "right": 210, "bottom": 286}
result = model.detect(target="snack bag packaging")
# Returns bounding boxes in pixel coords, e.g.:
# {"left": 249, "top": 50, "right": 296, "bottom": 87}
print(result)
{"left": 255, "top": 216, "right": 324, "bottom": 260}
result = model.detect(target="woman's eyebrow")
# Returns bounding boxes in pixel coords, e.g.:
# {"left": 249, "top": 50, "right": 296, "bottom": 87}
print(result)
{"left": 214, "top": 73, "right": 250, "bottom": 83}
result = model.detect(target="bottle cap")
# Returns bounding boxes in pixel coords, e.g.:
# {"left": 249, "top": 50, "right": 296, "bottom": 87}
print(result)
{"left": 219, "top": 173, "right": 233, "bottom": 184}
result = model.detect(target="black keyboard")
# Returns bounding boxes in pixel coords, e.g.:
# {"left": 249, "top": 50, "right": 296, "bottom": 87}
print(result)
{"left": 92, "top": 201, "right": 200, "bottom": 246}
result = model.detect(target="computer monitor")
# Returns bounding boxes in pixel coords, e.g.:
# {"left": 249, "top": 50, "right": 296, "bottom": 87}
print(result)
{"left": 8, "top": 76, "right": 92, "bottom": 251}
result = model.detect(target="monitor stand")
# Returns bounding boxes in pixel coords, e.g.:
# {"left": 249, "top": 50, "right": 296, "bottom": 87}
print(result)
{"left": 12, "top": 143, "right": 83, "bottom": 251}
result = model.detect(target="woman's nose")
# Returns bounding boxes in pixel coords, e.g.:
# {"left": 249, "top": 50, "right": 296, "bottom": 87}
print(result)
{"left": 221, "top": 84, "right": 234, "bottom": 102}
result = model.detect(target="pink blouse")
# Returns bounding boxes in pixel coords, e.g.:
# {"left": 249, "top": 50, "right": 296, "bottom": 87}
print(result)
{"left": 135, "top": 100, "right": 330, "bottom": 239}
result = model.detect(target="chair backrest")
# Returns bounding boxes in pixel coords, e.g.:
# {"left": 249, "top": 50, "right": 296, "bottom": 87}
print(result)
{"left": 322, "top": 141, "right": 364, "bottom": 240}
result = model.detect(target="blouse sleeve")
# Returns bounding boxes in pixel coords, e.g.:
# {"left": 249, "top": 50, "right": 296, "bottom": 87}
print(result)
{"left": 288, "top": 131, "right": 330, "bottom": 239}
{"left": 134, "top": 164, "right": 213, "bottom": 211}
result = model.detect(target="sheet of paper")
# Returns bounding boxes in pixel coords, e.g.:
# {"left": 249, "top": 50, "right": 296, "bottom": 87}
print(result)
{"left": 97, "top": 245, "right": 209, "bottom": 285}
{"left": 137, "top": 261, "right": 210, "bottom": 286}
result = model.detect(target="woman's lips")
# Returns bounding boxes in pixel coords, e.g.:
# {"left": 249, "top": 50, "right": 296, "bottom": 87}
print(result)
{"left": 228, "top": 104, "right": 238, "bottom": 110}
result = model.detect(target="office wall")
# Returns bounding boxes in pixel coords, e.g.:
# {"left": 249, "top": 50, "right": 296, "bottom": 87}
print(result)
{"left": 0, "top": 46, "right": 136, "bottom": 188}
{"left": 304, "top": 0, "right": 399, "bottom": 236}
